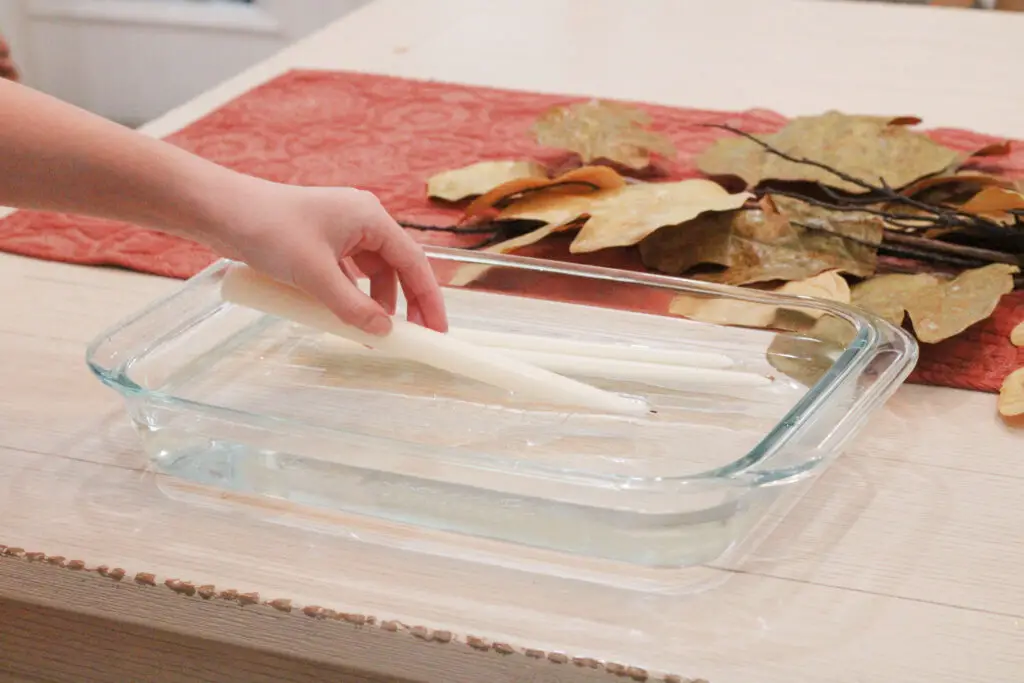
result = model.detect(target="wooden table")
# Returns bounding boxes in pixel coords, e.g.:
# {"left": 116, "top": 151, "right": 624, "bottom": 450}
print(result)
{"left": 2, "top": 1, "right": 1022, "bottom": 681}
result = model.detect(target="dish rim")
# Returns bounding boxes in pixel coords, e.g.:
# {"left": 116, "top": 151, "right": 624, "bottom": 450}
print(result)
{"left": 85, "top": 246, "right": 919, "bottom": 489}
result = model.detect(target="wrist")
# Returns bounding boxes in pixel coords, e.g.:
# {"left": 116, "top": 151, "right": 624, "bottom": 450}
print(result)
{"left": 159, "top": 159, "right": 271, "bottom": 259}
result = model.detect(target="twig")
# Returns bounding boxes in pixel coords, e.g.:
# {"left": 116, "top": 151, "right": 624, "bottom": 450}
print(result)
{"left": 703, "top": 123, "right": 1013, "bottom": 237}
{"left": 766, "top": 189, "right": 936, "bottom": 228}
{"left": 878, "top": 243, "right": 992, "bottom": 269}
{"left": 398, "top": 221, "right": 497, "bottom": 235}
{"left": 881, "top": 231, "right": 1020, "bottom": 266}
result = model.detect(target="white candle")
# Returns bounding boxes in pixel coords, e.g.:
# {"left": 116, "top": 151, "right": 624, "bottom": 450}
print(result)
{"left": 496, "top": 348, "right": 771, "bottom": 389}
{"left": 220, "top": 265, "right": 653, "bottom": 417}
{"left": 349, "top": 277, "right": 736, "bottom": 370}
{"left": 316, "top": 336, "right": 769, "bottom": 391}
{"left": 450, "top": 329, "right": 735, "bottom": 369}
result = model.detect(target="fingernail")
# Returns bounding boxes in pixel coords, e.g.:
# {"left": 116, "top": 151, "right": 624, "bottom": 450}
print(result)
{"left": 366, "top": 314, "right": 392, "bottom": 336}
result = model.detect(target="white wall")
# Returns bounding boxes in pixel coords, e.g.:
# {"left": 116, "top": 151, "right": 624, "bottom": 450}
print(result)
{"left": 0, "top": 0, "right": 371, "bottom": 125}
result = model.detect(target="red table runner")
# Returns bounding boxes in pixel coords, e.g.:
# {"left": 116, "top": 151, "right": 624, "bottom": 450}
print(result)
{"left": 0, "top": 69, "right": 1020, "bottom": 392}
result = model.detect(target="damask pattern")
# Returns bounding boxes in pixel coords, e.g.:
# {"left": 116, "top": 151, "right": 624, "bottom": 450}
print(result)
{"left": 0, "top": 69, "right": 1019, "bottom": 392}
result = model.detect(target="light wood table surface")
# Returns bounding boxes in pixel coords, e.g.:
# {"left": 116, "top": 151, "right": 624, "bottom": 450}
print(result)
{"left": 2, "top": 1, "right": 1023, "bottom": 681}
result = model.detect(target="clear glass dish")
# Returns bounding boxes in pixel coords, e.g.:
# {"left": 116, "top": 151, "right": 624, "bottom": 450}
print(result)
{"left": 86, "top": 247, "right": 917, "bottom": 583}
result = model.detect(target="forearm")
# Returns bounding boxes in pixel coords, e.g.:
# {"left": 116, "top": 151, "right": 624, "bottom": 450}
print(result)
{"left": 0, "top": 78, "right": 249, "bottom": 249}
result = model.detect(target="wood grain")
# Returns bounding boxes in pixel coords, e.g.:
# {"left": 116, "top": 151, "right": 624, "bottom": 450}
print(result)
{"left": 2, "top": 1, "right": 1024, "bottom": 682}
{"left": 0, "top": 597, "right": 412, "bottom": 683}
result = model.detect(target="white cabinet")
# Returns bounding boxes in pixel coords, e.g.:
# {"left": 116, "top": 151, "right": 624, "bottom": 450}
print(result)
{"left": 0, "top": 0, "right": 371, "bottom": 124}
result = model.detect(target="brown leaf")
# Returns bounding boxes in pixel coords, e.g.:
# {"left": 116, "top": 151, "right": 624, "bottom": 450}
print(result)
{"left": 695, "top": 111, "right": 962, "bottom": 193}
{"left": 532, "top": 99, "right": 676, "bottom": 170}
{"left": 887, "top": 116, "right": 923, "bottom": 126}
{"left": 571, "top": 180, "right": 752, "bottom": 253}
{"left": 907, "top": 263, "right": 1019, "bottom": 343}
{"left": 968, "top": 140, "right": 1012, "bottom": 159}
{"left": 850, "top": 272, "right": 941, "bottom": 327}
{"left": 426, "top": 160, "right": 547, "bottom": 202}
{"left": 668, "top": 270, "right": 850, "bottom": 329}
{"left": 494, "top": 191, "right": 596, "bottom": 231}
{"left": 1012, "top": 320, "right": 1024, "bottom": 347}
{"left": 958, "top": 186, "right": 1024, "bottom": 225}
{"left": 638, "top": 196, "right": 884, "bottom": 285}
{"left": 445, "top": 219, "right": 584, "bottom": 288}
{"left": 462, "top": 166, "right": 625, "bottom": 219}
{"left": 998, "top": 367, "right": 1024, "bottom": 418}
{"left": 898, "top": 170, "right": 1017, "bottom": 199}
{"left": 851, "top": 263, "right": 1019, "bottom": 343}
{"left": 495, "top": 179, "right": 752, "bottom": 254}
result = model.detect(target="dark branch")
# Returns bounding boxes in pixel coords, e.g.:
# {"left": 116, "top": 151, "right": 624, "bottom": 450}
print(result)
{"left": 703, "top": 123, "right": 1015, "bottom": 240}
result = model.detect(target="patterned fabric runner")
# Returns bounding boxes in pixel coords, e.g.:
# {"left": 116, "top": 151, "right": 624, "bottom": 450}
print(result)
{"left": 0, "top": 69, "right": 1020, "bottom": 391}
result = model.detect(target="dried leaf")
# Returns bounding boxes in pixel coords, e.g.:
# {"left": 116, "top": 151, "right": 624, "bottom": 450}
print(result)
{"left": 850, "top": 272, "right": 941, "bottom": 327}
{"left": 532, "top": 99, "right": 676, "bottom": 170}
{"left": 639, "top": 196, "right": 884, "bottom": 285}
{"left": 899, "top": 170, "right": 1017, "bottom": 199}
{"left": 695, "top": 111, "right": 962, "bottom": 193}
{"left": 495, "top": 191, "right": 596, "bottom": 230}
{"left": 495, "top": 179, "right": 753, "bottom": 254}
{"left": 968, "top": 140, "right": 1012, "bottom": 159}
{"left": 669, "top": 270, "right": 850, "bottom": 328}
{"left": 463, "top": 166, "right": 625, "bottom": 219}
{"left": 427, "top": 160, "right": 547, "bottom": 202}
{"left": 906, "top": 263, "right": 1019, "bottom": 343}
{"left": 1012, "top": 320, "right": 1024, "bottom": 347}
{"left": 445, "top": 220, "right": 582, "bottom": 288}
{"left": 571, "top": 180, "right": 752, "bottom": 253}
{"left": 958, "top": 186, "right": 1024, "bottom": 225}
{"left": 851, "top": 263, "right": 1019, "bottom": 343}
{"left": 888, "top": 116, "right": 923, "bottom": 127}
{"left": 997, "top": 367, "right": 1024, "bottom": 418}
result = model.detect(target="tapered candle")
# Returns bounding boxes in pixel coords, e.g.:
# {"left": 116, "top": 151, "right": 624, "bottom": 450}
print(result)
{"left": 451, "top": 329, "right": 735, "bottom": 369}
{"left": 317, "top": 336, "right": 769, "bottom": 390}
{"left": 220, "top": 265, "right": 652, "bottom": 417}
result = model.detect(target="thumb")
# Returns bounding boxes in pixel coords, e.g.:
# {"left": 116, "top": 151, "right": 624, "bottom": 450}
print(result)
{"left": 293, "top": 252, "right": 392, "bottom": 336}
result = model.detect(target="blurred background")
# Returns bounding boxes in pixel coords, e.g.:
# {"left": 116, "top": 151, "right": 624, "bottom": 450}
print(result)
{"left": 0, "top": 0, "right": 1019, "bottom": 127}
{"left": 0, "top": 0, "right": 371, "bottom": 126}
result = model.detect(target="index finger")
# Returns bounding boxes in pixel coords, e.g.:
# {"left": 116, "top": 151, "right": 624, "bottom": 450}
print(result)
{"left": 374, "top": 224, "right": 449, "bottom": 333}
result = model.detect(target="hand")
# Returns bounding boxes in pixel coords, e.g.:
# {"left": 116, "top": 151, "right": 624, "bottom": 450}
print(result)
{"left": 206, "top": 178, "right": 448, "bottom": 337}
{"left": 0, "top": 33, "right": 19, "bottom": 82}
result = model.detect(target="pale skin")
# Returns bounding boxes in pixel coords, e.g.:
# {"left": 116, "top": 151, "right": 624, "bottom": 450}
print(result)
{"left": 0, "top": 78, "right": 448, "bottom": 336}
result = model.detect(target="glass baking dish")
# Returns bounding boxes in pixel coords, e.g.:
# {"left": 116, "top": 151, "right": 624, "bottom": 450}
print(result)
{"left": 86, "top": 246, "right": 917, "bottom": 580}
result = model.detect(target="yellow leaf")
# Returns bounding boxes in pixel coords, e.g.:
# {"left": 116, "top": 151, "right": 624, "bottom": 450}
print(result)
{"left": 1011, "top": 320, "right": 1024, "bottom": 347}
{"left": 532, "top": 99, "right": 676, "bottom": 170}
{"left": 669, "top": 270, "right": 850, "bottom": 328}
{"left": 851, "top": 273, "right": 941, "bottom": 327}
{"left": 496, "top": 179, "right": 752, "bottom": 255}
{"left": 695, "top": 111, "right": 962, "bottom": 193}
{"left": 997, "top": 367, "right": 1024, "bottom": 418}
{"left": 426, "top": 160, "right": 547, "bottom": 202}
{"left": 851, "top": 264, "right": 1019, "bottom": 343}
{"left": 905, "top": 263, "right": 1019, "bottom": 343}
{"left": 570, "top": 180, "right": 753, "bottom": 254}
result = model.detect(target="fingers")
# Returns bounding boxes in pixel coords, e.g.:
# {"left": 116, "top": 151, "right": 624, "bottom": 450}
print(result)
{"left": 406, "top": 301, "right": 425, "bottom": 327}
{"left": 294, "top": 250, "right": 392, "bottom": 336}
{"left": 371, "top": 222, "right": 449, "bottom": 333}
{"left": 339, "top": 259, "right": 360, "bottom": 285}
{"left": 355, "top": 252, "right": 399, "bottom": 316}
